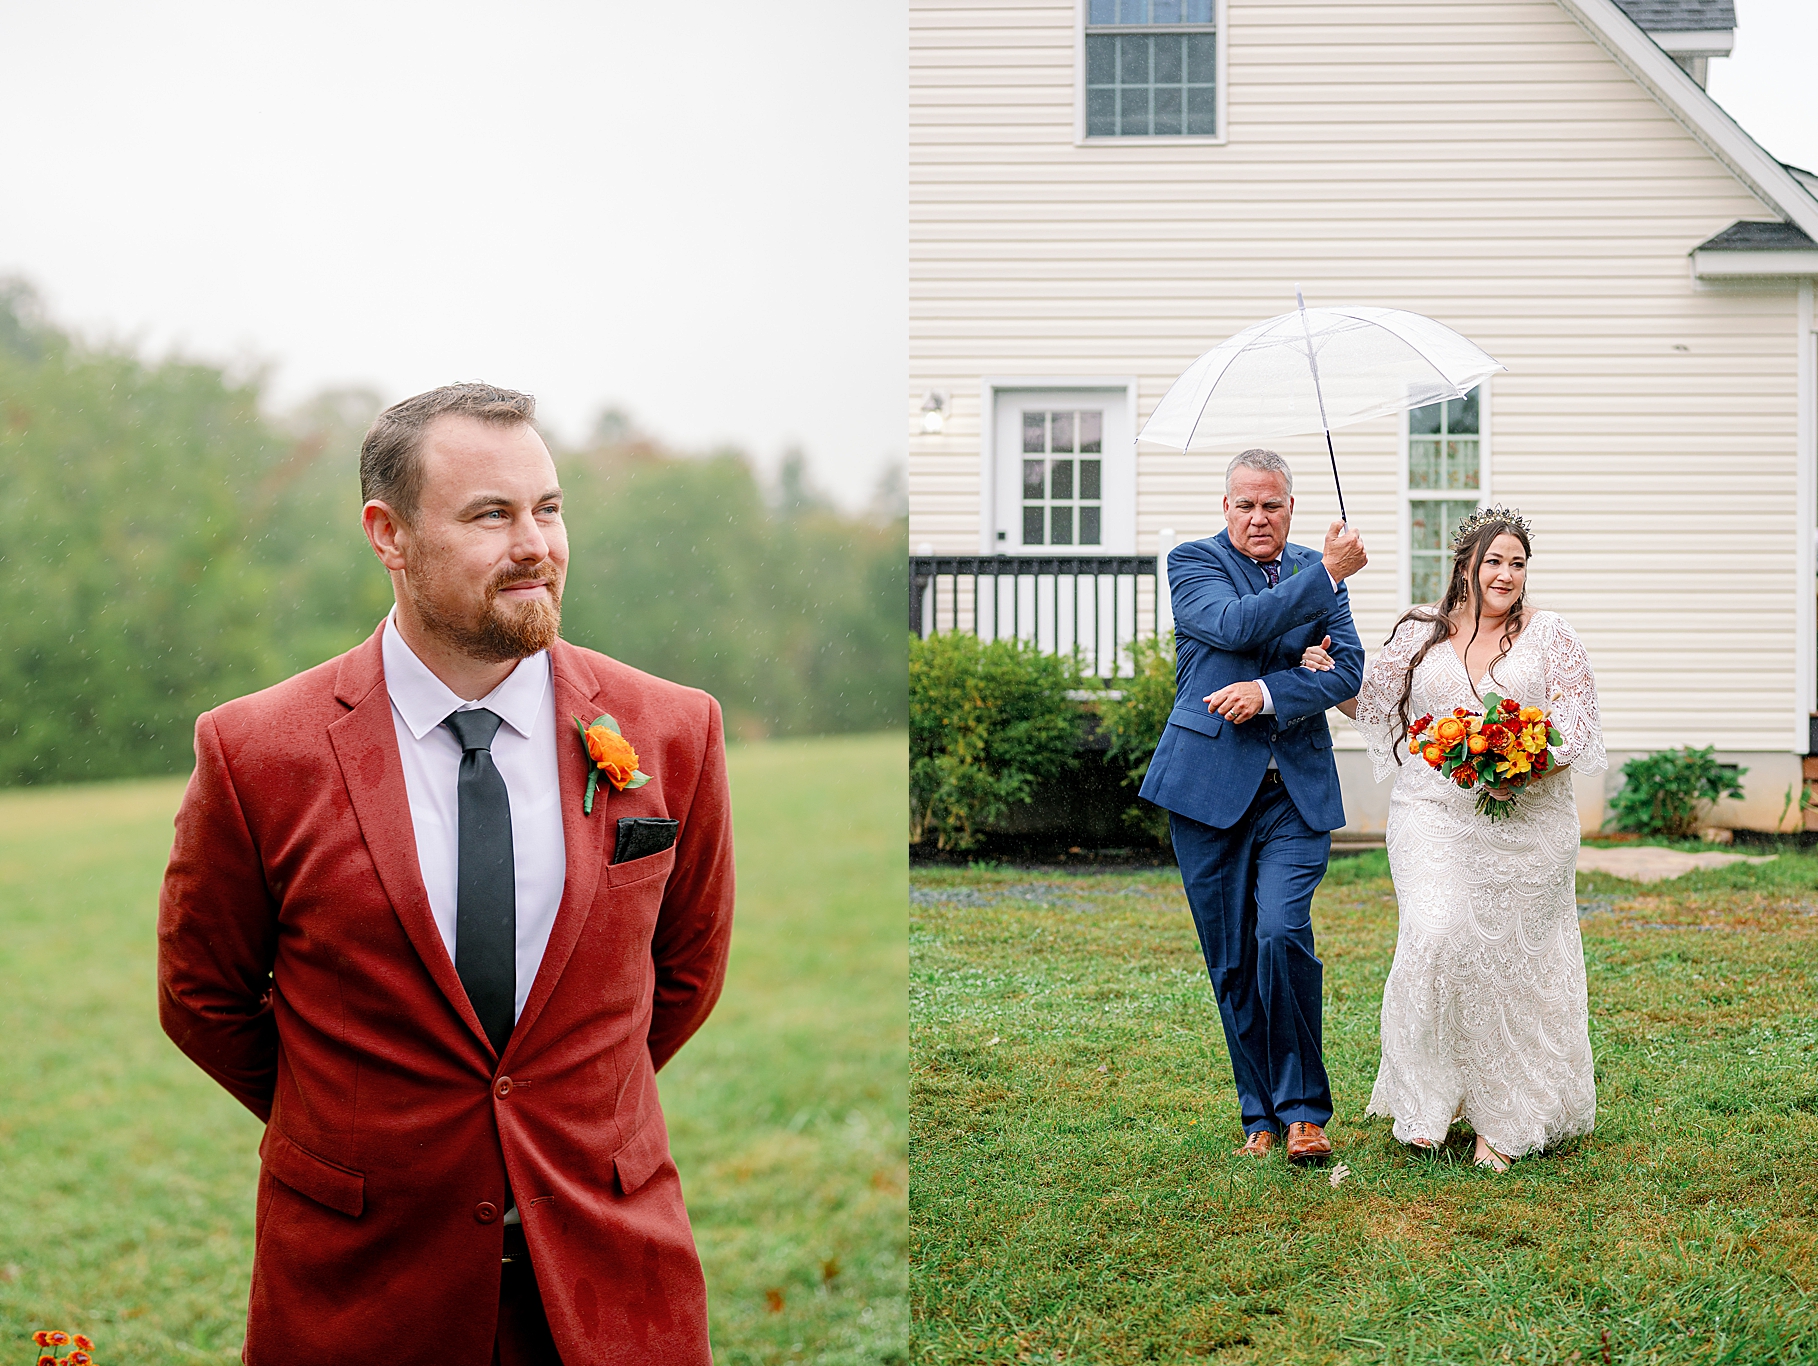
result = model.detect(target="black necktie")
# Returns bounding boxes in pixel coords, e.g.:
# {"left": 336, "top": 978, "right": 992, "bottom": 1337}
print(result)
{"left": 1261, "top": 559, "right": 1281, "bottom": 588}
{"left": 443, "top": 708, "right": 516, "bottom": 1056}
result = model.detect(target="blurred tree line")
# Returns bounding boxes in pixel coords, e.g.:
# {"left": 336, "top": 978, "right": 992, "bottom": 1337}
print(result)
{"left": 0, "top": 281, "right": 906, "bottom": 785}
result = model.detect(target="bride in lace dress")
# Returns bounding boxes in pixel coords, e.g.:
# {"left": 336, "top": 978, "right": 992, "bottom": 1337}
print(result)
{"left": 1310, "top": 508, "right": 1604, "bottom": 1169}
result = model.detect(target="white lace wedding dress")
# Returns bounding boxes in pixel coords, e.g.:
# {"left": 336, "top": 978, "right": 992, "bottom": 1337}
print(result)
{"left": 1352, "top": 609, "right": 1605, "bottom": 1157}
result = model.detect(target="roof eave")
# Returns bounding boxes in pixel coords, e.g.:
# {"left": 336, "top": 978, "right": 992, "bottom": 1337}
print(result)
{"left": 1646, "top": 28, "right": 1733, "bottom": 57}
{"left": 1553, "top": 0, "right": 1818, "bottom": 241}
{"left": 1693, "top": 249, "right": 1818, "bottom": 280}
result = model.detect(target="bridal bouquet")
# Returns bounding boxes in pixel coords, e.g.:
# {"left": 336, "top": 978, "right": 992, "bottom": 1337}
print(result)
{"left": 1409, "top": 694, "right": 1561, "bottom": 821}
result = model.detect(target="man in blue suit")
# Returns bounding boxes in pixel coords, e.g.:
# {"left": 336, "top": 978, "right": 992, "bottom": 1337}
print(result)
{"left": 1139, "top": 449, "right": 1367, "bottom": 1165}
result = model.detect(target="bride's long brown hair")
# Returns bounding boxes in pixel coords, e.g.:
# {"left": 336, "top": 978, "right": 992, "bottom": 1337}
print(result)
{"left": 1387, "top": 517, "right": 1531, "bottom": 764}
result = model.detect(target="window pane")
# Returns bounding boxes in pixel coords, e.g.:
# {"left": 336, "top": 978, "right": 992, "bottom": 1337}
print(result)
{"left": 1153, "top": 85, "right": 1182, "bottom": 136}
{"left": 1410, "top": 556, "right": 1441, "bottom": 605}
{"left": 1186, "top": 32, "right": 1216, "bottom": 82}
{"left": 1119, "top": 85, "right": 1149, "bottom": 135}
{"left": 1023, "top": 411, "right": 1047, "bottom": 454}
{"left": 1409, "top": 439, "right": 1440, "bottom": 490}
{"left": 1152, "top": 0, "right": 1182, "bottom": 21}
{"left": 1023, "top": 459, "right": 1046, "bottom": 500}
{"left": 1447, "top": 387, "right": 1480, "bottom": 434}
{"left": 1185, "top": 0, "right": 1214, "bottom": 21}
{"left": 1051, "top": 410, "right": 1074, "bottom": 453}
{"left": 1448, "top": 439, "right": 1480, "bottom": 490}
{"left": 1410, "top": 503, "right": 1442, "bottom": 550}
{"left": 1051, "top": 506, "right": 1074, "bottom": 545}
{"left": 1408, "top": 401, "right": 1442, "bottom": 436}
{"left": 1051, "top": 458, "right": 1075, "bottom": 501}
{"left": 1120, "top": 34, "right": 1150, "bottom": 84}
{"left": 1185, "top": 84, "right": 1215, "bottom": 135}
{"left": 1086, "top": 35, "right": 1115, "bottom": 86}
{"left": 1080, "top": 459, "right": 1102, "bottom": 500}
{"left": 1155, "top": 33, "right": 1183, "bottom": 83}
{"left": 1118, "top": 0, "right": 1147, "bottom": 21}
{"left": 1079, "top": 505, "right": 1102, "bottom": 545}
{"left": 1443, "top": 500, "right": 1479, "bottom": 547}
{"left": 1086, "top": 87, "right": 1117, "bottom": 136}
{"left": 1089, "top": 0, "right": 1118, "bottom": 21}
{"left": 1023, "top": 505, "right": 1045, "bottom": 545}
{"left": 1078, "top": 411, "right": 1103, "bottom": 452}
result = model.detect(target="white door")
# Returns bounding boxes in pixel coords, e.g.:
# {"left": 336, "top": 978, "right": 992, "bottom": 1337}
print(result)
{"left": 992, "top": 388, "right": 1133, "bottom": 554}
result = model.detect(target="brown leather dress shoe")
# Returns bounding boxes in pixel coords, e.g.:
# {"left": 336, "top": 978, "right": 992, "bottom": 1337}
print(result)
{"left": 1285, "top": 1121, "right": 1333, "bottom": 1165}
{"left": 1234, "top": 1130, "right": 1276, "bottom": 1158}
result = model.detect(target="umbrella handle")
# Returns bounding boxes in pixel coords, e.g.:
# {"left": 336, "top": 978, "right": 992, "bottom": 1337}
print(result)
{"left": 1324, "top": 426, "right": 1348, "bottom": 526}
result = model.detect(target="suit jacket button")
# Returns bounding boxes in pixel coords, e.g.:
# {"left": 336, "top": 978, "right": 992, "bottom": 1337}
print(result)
{"left": 495, "top": 1076, "right": 512, "bottom": 1098}
{"left": 475, "top": 1202, "right": 498, "bottom": 1224}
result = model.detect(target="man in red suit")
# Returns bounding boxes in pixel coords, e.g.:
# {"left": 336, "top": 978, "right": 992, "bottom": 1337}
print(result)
{"left": 158, "top": 382, "right": 734, "bottom": 1366}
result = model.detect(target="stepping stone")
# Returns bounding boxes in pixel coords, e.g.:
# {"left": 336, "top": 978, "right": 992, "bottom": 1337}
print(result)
{"left": 1576, "top": 845, "right": 1776, "bottom": 884}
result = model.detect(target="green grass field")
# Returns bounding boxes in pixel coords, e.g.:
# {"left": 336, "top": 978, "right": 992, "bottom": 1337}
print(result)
{"left": 911, "top": 850, "right": 1818, "bottom": 1365}
{"left": 0, "top": 731, "right": 907, "bottom": 1365}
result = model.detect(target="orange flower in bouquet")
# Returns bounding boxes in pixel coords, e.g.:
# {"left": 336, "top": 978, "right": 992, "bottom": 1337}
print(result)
{"left": 1406, "top": 692, "right": 1562, "bottom": 821}
{"left": 26, "top": 1327, "right": 98, "bottom": 1366}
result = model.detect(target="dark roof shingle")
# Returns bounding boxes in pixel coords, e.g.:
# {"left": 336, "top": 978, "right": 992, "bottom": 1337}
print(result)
{"left": 1695, "top": 220, "right": 1818, "bottom": 251}
{"left": 1611, "top": 0, "right": 1735, "bottom": 31}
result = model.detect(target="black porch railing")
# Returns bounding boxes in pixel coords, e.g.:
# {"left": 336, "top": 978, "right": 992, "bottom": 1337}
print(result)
{"left": 909, "top": 554, "right": 1165, "bottom": 679}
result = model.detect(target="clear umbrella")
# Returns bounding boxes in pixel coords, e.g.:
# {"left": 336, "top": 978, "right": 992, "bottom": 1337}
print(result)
{"left": 1138, "top": 290, "right": 1505, "bottom": 523}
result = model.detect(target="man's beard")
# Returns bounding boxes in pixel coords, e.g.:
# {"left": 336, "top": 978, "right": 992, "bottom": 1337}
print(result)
{"left": 411, "top": 560, "right": 564, "bottom": 663}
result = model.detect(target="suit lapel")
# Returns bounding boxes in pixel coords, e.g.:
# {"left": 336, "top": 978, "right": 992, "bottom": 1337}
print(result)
{"left": 501, "top": 641, "right": 610, "bottom": 1066}
{"left": 327, "top": 626, "right": 494, "bottom": 1057}
{"left": 1215, "top": 531, "right": 1268, "bottom": 595}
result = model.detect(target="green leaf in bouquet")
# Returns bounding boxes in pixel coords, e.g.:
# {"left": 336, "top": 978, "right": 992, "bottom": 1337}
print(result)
{"left": 1547, "top": 726, "right": 1562, "bottom": 746}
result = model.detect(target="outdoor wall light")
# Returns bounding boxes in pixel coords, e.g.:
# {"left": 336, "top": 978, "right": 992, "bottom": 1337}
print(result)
{"left": 920, "top": 390, "right": 949, "bottom": 434}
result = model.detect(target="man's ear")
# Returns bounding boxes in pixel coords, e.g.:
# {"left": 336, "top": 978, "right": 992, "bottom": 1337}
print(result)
{"left": 363, "top": 500, "right": 410, "bottom": 573}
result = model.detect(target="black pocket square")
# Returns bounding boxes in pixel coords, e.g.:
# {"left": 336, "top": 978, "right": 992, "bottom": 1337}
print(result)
{"left": 613, "top": 817, "right": 678, "bottom": 864}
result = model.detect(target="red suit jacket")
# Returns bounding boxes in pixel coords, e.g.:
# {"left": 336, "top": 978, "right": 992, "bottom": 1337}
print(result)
{"left": 157, "top": 623, "right": 734, "bottom": 1365}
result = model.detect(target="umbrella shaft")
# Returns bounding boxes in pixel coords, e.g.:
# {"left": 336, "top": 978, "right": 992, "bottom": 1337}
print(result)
{"left": 1324, "top": 427, "right": 1347, "bottom": 525}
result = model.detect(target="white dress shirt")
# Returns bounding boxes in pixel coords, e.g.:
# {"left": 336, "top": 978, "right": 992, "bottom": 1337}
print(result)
{"left": 381, "top": 611, "right": 566, "bottom": 1025}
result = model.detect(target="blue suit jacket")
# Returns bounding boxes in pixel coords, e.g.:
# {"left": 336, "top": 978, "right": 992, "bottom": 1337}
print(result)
{"left": 1138, "top": 531, "right": 1365, "bottom": 832}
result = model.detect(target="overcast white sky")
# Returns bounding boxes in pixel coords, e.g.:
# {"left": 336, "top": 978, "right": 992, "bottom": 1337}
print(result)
{"left": 0, "top": 1, "right": 907, "bottom": 507}
{"left": 0, "top": 3, "right": 1810, "bottom": 510}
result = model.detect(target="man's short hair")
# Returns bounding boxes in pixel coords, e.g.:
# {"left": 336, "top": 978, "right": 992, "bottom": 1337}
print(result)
{"left": 359, "top": 382, "right": 537, "bottom": 521}
{"left": 1225, "top": 448, "right": 1293, "bottom": 498}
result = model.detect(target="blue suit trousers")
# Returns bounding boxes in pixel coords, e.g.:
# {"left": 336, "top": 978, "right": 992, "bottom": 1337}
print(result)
{"left": 1171, "top": 782, "right": 1333, "bottom": 1134}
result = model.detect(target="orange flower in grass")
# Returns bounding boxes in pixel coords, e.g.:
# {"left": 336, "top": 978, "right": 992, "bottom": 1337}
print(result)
{"left": 33, "top": 1335, "right": 52, "bottom": 1348}
{"left": 36, "top": 1356, "right": 54, "bottom": 1366}
{"left": 69, "top": 1352, "right": 94, "bottom": 1365}
{"left": 584, "top": 725, "right": 641, "bottom": 791}
{"left": 47, "top": 1335, "right": 70, "bottom": 1347}
{"left": 73, "top": 1341, "right": 94, "bottom": 1354}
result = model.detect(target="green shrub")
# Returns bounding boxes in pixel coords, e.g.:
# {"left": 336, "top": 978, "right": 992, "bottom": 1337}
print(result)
{"left": 909, "top": 632, "right": 1083, "bottom": 850}
{"left": 1093, "top": 631, "right": 1176, "bottom": 844}
{"left": 1609, "top": 746, "right": 1747, "bottom": 840}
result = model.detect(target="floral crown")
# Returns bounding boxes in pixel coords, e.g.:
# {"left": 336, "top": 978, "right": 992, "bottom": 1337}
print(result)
{"left": 1451, "top": 504, "right": 1532, "bottom": 552}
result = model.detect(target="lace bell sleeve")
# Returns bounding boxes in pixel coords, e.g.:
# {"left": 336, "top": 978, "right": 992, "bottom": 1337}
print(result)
{"left": 1352, "top": 619, "right": 1429, "bottom": 783}
{"left": 1542, "top": 614, "right": 1606, "bottom": 775}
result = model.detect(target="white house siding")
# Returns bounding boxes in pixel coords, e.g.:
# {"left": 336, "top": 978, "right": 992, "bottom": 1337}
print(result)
{"left": 909, "top": 0, "right": 1810, "bottom": 832}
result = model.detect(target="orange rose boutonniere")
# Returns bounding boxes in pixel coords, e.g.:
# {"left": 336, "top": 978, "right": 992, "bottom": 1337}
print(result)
{"left": 574, "top": 713, "right": 651, "bottom": 815}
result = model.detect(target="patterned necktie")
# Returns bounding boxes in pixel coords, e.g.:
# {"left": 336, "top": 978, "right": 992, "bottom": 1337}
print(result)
{"left": 442, "top": 707, "right": 516, "bottom": 1056}
{"left": 1261, "top": 559, "right": 1281, "bottom": 588}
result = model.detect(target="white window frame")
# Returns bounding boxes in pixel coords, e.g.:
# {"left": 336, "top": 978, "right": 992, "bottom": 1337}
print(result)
{"left": 1074, "top": 0, "right": 1228, "bottom": 148}
{"left": 1398, "top": 380, "right": 1492, "bottom": 612}
{"left": 979, "top": 377, "right": 1139, "bottom": 554}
